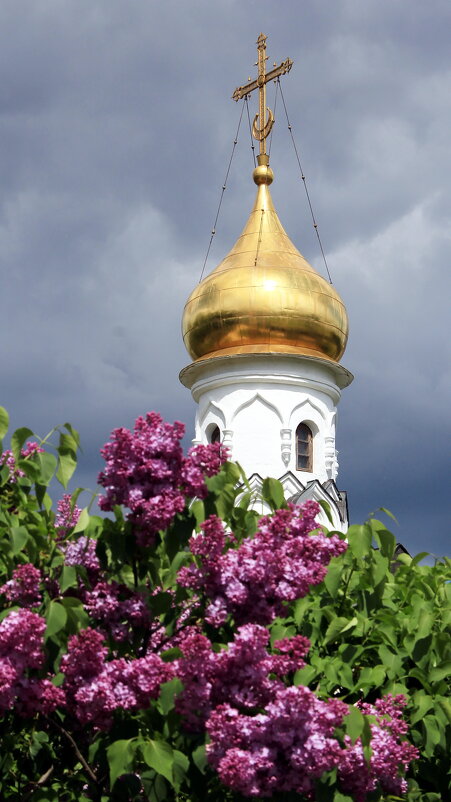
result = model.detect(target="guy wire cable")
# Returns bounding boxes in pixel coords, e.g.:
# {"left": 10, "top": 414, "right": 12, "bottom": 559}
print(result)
{"left": 278, "top": 79, "right": 333, "bottom": 284}
{"left": 199, "top": 102, "right": 245, "bottom": 283}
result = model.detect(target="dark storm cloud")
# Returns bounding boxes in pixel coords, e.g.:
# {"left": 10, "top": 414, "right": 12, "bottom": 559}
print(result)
{"left": 0, "top": 0, "right": 449, "bottom": 555}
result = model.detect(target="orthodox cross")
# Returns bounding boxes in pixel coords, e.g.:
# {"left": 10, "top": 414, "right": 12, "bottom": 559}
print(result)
{"left": 232, "top": 33, "right": 293, "bottom": 157}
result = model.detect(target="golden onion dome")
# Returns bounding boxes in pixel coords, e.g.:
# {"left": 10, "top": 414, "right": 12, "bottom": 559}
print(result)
{"left": 182, "top": 155, "right": 348, "bottom": 363}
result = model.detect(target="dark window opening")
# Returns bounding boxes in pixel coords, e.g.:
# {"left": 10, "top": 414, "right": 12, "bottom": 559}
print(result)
{"left": 210, "top": 426, "right": 221, "bottom": 444}
{"left": 296, "top": 423, "right": 313, "bottom": 472}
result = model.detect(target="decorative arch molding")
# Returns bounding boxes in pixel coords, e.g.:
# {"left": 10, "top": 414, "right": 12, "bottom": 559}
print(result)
{"left": 199, "top": 401, "right": 226, "bottom": 429}
{"left": 231, "top": 392, "right": 283, "bottom": 425}
{"left": 289, "top": 397, "right": 325, "bottom": 429}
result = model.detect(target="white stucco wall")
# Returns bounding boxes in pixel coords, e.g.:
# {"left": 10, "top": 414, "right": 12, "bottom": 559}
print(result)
{"left": 180, "top": 353, "right": 353, "bottom": 487}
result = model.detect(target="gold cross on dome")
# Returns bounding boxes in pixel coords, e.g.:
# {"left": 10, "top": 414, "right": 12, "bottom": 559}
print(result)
{"left": 232, "top": 33, "right": 293, "bottom": 156}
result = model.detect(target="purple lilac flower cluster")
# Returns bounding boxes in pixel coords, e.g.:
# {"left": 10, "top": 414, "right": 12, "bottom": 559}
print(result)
{"left": 55, "top": 493, "right": 82, "bottom": 538}
{"left": 84, "top": 581, "right": 151, "bottom": 641}
{"left": 339, "top": 695, "right": 419, "bottom": 801}
{"left": 207, "top": 686, "right": 348, "bottom": 798}
{"left": 181, "top": 442, "right": 228, "bottom": 498}
{"left": 60, "top": 628, "right": 173, "bottom": 728}
{"left": 0, "top": 564, "right": 42, "bottom": 607}
{"left": 0, "top": 441, "right": 44, "bottom": 483}
{"left": 97, "top": 412, "right": 228, "bottom": 546}
{"left": 0, "top": 610, "right": 64, "bottom": 715}
{"left": 178, "top": 503, "right": 347, "bottom": 626}
{"left": 174, "top": 623, "right": 310, "bottom": 731}
{"left": 64, "top": 536, "right": 100, "bottom": 574}
{"left": 206, "top": 685, "right": 418, "bottom": 799}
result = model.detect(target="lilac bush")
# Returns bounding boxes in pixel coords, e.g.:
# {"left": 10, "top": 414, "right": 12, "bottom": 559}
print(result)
{"left": 0, "top": 407, "right": 428, "bottom": 801}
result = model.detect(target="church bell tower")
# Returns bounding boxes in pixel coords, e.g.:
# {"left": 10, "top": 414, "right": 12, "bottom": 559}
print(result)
{"left": 180, "top": 34, "right": 353, "bottom": 531}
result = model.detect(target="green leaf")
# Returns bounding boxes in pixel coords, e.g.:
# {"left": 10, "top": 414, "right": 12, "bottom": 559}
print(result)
{"left": 410, "top": 552, "right": 430, "bottom": 566}
{"left": 192, "top": 744, "right": 207, "bottom": 775}
{"left": 422, "top": 714, "right": 442, "bottom": 754}
{"left": 323, "top": 616, "right": 357, "bottom": 644}
{"left": 63, "top": 422, "right": 80, "bottom": 447}
{"left": 261, "top": 477, "right": 285, "bottom": 510}
{"left": 157, "top": 678, "right": 183, "bottom": 715}
{"left": 45, "top": 601, "right": 67, "bottom": 638}
{"left": 345, "top": 705, "right": 365, "bottom": 743}
{"left": 0, "top": 407, "right": 9, "bottom": 439}
{"left": 10, "top": 526, "right": 28, "bottom": 554}
{"left": 190, "top": 499, "right": 205, "bottom": 529}
{"left": 72, "top": 508, "right": 90, "bottom": 534}
{"left": 11, "top": 427, "right": 34, "bottom": 460}
{"left": 172, "top": 749, "right": 189, "bottom": 791}
{"left": 372, "top": 524, "right": 396, "bottom": 560}
{"left": 29, "top": 730, "right": 49, "bottom": 758}
{"left": 160, "top": 647, "right": 182, "bottom": 663}
{"left": 293, "top": 596, "right": 310, "bottom": 626}
{"left": 37, "top": 452, "right": 57, "bottom": 485}
{"left": 347, "top": 524, "right": 372, "bottom": 559}
{"left": 58, "top": 432, "right": 78, "bottom": 454}
{"left": 377, "top": 506, "right": 398, "bottom": 524}
{"left": 324, "top": 559, "right": 343, "bottom": 598}
{"left": 361, "top": 716, "right": 373, "bottom": 764}
{"left": 378, "top": 645, "right": 403, "bottom": 677}
{"left": 436, "top": 696, "right": 451, "bottom": 725}
{"left": 370, "top": 550, "right": 389, "bottom": 586}
{"left": 141, "top": 739, "right": 174, "bottom": 785}
{"left": 294, "top": 665, "right": 318, "bottom": 686}
{"left": 410, "top": 691, "right": 434, "bottom": 725}
{"left": 56, "top": 451, "right": 77, "bottom": 489}
{"left": 318, "top": 499, "right": 333, "bottom": 524}
{"left": 358, "top": 665, "right": 386, "bottom": 688}
{"left": 429, "top": 661, "right": 451, "bottom": 683}
{"left": 107, "top": 738, "right": 136, "bottom": 789}
{"left": 60, "top": 565, "right": 78, "bottom": 592}
{"left": 61, "top": 596, "right": 90, "bottom": 630}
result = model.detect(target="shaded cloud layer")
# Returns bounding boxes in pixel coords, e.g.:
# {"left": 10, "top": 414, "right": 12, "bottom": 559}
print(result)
{"left": 0, "top": 0, "right": 449, "bottom": 555}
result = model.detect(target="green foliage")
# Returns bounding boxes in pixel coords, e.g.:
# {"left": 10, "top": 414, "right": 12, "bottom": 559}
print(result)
{"left": 0, "top": 408, "right": 448, "bottom": 801}
{"left": 287, "top": 517, "right": 451, "bottom": 800}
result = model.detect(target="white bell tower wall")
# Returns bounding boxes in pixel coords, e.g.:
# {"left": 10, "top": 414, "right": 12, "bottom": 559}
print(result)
{"left": 180, "top": 353, "right": 353, "bottom": 487}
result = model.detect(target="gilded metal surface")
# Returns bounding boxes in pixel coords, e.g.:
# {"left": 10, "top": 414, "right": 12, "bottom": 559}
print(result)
{"left": 232, "top": 32, "right": 293, "bottom": 156}
{"left": 182, "top": 169, "right": 349, "bottom": 364}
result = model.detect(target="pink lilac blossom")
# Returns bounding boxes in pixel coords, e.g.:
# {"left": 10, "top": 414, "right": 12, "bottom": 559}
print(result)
{"left": 206, "top": 685, "right": 348, "bottom": 798}
{"left": 178, "top": 503, "right": 347, "bottom": 626}
{"left": 338, "top": 695, "right": 419, "bottom": 801}
{"left": 55, "top": 494, "right": 82, "bottom": 538}
{"left": 15, "top": 678, "right": 65, "bottom": 716}
{"left": 0, "top": 659, "right": 19, "bottom": 711}
{"left": 84, "top": 581, "right": 150, "bottom": 641}
{"left": 61, "top": 628, "right": 173, "bottom": 728}
{"left": 0, "top": 564, "right": 42, "bottom": 607}
{"left": 0, "top": 610, "right": 46, "bottom": 671}
{"left": 0, "top": 610, "right": 62, "bottom": 716}
{"left": 181, "top": 442, "right": 229, "bottom": 499}
{"left": 20, "top": 442, "right": 44, "bottom": 458}
{"left": 98, "top": 413, "right": 227, "bottom": 546}
{"left": 0, "top": 450, "right": 24, "bottom": 483}
{"left": 64, "top": 536, "right": 100, "bottom": 574}
{"left": 0, "top": 442, "right": 44, "bottom": 483}
{"left": 174, "top": 624, "right": 310, "bottom": 732}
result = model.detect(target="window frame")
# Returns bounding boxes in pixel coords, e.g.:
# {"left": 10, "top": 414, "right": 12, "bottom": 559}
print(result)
{"left": 295, "top": 422, "right": 313, "bottom": 472}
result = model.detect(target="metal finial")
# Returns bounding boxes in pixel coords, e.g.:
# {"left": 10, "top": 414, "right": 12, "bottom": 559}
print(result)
{"left": 232, "top": 33, "right": 293, "bottom": 157}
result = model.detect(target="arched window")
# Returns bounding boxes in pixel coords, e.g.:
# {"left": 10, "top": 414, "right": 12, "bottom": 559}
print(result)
{"left": 296, "top": 423, "right": 313, "bottom": 472}
{"left": 210, "top": 425, "right": 221, "bottom": 444}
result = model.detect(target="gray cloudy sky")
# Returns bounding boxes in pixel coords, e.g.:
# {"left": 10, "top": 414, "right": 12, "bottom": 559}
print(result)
{"left": 0, "top": 0, "right": 449, "bottom": 557}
